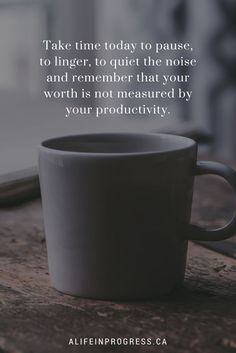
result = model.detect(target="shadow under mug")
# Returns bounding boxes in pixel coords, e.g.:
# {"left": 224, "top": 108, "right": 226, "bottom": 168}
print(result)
{"left": 39, "top": 133, "right": 236, "bottom": 299}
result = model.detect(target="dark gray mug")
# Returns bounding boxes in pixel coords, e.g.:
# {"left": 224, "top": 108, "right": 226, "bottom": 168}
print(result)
{"left": 39, "top": 133, "right": 236, "bottom": 299}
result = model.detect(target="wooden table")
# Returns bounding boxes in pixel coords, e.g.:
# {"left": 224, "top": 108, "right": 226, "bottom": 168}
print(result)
{"left": 0, "top": 173, "right": 235, "bottom": 353}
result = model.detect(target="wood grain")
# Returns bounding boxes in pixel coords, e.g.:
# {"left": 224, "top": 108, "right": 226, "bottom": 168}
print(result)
{"left": 0, "top": 175, "right": 235, "bottom": 353}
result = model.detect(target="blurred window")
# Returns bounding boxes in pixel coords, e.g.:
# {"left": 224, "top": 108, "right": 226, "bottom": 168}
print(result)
{"left": 0, "top": 0, "right": 48, "bottom": 96}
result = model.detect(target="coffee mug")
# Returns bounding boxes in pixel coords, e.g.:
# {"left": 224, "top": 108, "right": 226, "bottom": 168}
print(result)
{"left": 39, "top": 133, "right": 236, "bottom": 299}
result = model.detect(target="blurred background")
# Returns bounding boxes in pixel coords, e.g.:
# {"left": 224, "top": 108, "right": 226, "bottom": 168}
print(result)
{"left": 0, "top": 0, "right": 236, "bottom": 177}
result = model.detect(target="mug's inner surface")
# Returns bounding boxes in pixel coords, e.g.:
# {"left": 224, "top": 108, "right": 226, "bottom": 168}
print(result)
{"left": 42, "top": 133, "right": 195, "bottom": 154}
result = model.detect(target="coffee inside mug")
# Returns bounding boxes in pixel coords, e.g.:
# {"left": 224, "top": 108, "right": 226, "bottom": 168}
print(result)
{"left": 42, "top": 133, "right": 195, "bottom": 154}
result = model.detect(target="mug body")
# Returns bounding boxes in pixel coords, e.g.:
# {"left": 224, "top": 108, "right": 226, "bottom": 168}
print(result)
{"left": 39, "top": 133, "right": 197, "bottom": 299}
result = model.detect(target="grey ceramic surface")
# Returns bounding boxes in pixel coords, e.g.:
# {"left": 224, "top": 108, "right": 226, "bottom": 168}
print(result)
{"left": 39, "top": 133, "right": 236, "bottom": 299}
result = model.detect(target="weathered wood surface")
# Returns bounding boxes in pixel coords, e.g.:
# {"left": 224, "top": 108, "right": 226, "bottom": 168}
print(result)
{"left": 0, "top": 175, "right": 236, "bottom": 353}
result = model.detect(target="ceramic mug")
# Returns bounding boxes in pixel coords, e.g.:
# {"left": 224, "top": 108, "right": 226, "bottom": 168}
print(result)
{"left": 39, "top": 133, "right": 236, "bottom": 299}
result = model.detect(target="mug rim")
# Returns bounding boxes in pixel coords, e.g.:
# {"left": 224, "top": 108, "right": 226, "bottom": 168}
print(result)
{"left": 39, "top": 132, "right": 196, "bottom": 157}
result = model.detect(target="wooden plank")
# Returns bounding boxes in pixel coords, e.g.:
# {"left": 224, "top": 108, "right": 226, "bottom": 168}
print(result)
{"left": 0, "top": 200, "right": 235, "bottom": 353}
{"left": 0, "top": 168, "right": 40, "bottom": 207}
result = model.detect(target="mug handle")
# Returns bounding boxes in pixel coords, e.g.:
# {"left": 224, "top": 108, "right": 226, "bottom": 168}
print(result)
{"left": 187, "top": 161, "right": 236, "bottom": 241}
